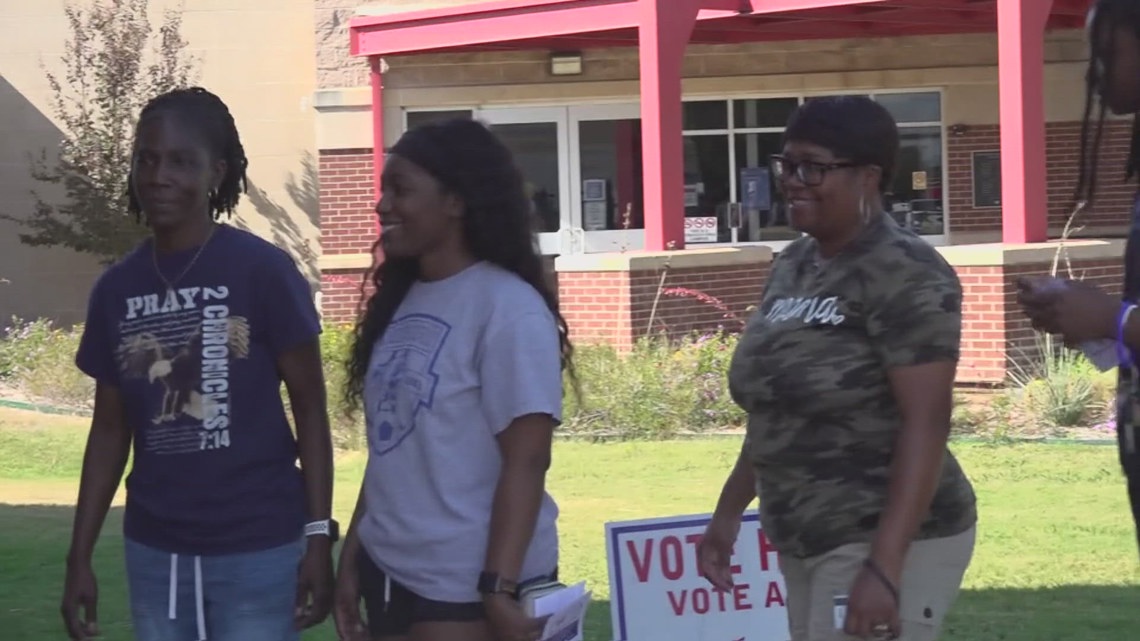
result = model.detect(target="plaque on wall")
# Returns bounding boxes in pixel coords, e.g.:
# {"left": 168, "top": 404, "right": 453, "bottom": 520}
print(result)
{"left": 972, "top": 150, "right": 1002, "bottom": 209}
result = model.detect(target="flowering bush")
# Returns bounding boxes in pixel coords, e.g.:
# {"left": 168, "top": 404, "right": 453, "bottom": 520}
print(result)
{"left": 0, "top": 318, "right": 92, "bottom": 408}
{"left": 563, "top": 331, "right": 745, "bottom": 439}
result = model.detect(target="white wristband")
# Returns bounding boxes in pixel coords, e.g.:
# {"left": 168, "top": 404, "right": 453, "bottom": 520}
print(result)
{"left": 304, "top": 520, "right": 331, "bottom": 537}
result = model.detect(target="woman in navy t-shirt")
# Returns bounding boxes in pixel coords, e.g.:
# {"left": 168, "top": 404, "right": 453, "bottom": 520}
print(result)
{"left": 61, "top": 87, "right": 337, "bottom": 641}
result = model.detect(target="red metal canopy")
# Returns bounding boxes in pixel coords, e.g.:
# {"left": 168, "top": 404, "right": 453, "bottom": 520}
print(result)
{"left": 349, "top": 0, "right": 1095, "bottom": 249}
{"left": 351, "top": 0, "right": 1090, "bottom": 56}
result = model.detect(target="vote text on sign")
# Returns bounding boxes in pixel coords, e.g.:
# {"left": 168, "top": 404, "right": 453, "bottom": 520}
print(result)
{"left": 604, "top": 512, "right": 790, "bottom": 641}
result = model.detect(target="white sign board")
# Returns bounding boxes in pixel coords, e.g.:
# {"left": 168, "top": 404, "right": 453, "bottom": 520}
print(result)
{"left": 684, "top": 216, "right": 719, "bottom": 243}
{"left": 605, "top": 512, "right": 790, "bottom": 641}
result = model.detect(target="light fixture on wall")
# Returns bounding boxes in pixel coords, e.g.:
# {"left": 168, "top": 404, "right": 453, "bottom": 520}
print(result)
{"left": 549, "top": 51, "right": 583, "bottom": 76}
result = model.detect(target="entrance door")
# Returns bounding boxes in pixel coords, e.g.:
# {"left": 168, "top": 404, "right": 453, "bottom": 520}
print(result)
{"left": 569, "top": 104, "right": 645, "bottom": 253}
{"left": 477, "top": 107, "right": 571, "bottom": 255}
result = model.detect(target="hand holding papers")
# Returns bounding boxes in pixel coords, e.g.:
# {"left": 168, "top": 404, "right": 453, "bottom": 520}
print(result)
{"left": 521, "top": 581, "right": 591, "bottom": 641}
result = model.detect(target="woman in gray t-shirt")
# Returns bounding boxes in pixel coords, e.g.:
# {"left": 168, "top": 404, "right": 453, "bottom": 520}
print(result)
{"left": 332, "top": 118, "right": 574, "bottom": 641}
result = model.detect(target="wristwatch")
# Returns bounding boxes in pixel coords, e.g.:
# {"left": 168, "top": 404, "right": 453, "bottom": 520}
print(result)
{"left": 477, "top": 571, "right": 519, "bottom": 599}
{"left": 304, "top": 519, "right": 340, "bottom": 542}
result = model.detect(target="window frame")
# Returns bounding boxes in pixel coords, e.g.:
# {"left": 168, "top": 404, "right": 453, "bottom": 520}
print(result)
{"left": 402, "top": 88, "right": 949, "bottom": 251}
{"left": 679, "top": 90, "right": 948, "bottom": 247}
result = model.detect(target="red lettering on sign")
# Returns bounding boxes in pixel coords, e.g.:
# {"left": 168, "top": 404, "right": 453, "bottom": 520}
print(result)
{"left": 667, "top": 589, "right": 687, "bottom": 615}
{"left": 661, "top": 536, "right": 684, "bottom": 580}
{"left": 627, "top": 539, "right": 653, "bottom": 583}
{"left": 733, "top": 583, "right": 753, "bottom": 610}
{"left": 684, "top": 532, "right": 742, "bottom": 577}
{"left": 692, "top": 588, "right": 711, "bottom": 614}
{"left": 764, "top": 581, "right": 786, "bottom": 608}
{"left": 667, "top": 585, "right": 755, "bottom": 616}
{"left": 757, "top": 530, "right": 778, "bottom": 572}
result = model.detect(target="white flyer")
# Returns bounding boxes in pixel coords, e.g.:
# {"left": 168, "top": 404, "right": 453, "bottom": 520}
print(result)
{"left": 532, "top": 581, "right": 590, "bottom": 641}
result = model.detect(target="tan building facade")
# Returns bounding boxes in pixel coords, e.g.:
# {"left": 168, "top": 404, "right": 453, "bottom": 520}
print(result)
{"left": 0, "top": 0, "right": 319, "bottom": 325}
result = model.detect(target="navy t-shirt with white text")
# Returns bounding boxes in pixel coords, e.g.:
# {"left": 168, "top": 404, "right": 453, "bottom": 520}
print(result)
{"left": 75, "top": 225, "right": 321, "bottom": 556}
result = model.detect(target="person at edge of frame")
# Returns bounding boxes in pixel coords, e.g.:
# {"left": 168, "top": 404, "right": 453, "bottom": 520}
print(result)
{"left": 1017, "top": 0, "right": 1140, "bottom": 561}
{"left": 60, "top": 87, "right": 336, "bottom": 641}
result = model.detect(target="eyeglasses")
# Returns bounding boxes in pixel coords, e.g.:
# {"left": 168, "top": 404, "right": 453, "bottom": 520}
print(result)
{"left": 769, "top": 154, "right": 856, "bottom": 187}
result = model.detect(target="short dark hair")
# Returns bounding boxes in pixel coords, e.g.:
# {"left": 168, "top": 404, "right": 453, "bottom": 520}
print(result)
{"left": 127, "top": 87, "right": 249, "bottom": 221}
{"left": 782, "top": 95, "right": 899, "bottom": 192}
{"left": 1077, "top": 0, "right": 1140, "bottom": 207}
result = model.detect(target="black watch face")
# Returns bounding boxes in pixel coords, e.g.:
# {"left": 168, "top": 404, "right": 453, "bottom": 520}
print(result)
{"left": 329, "top": 519, "right": 340, "bottom": 542}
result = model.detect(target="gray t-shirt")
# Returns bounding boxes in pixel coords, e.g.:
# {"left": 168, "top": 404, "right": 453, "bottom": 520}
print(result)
{"left": 358, "top": 261, "right": 562, "bottom": 602}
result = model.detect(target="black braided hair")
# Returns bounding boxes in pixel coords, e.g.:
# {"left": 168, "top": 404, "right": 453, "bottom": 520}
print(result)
{"left": 1077, "top": 0, "right": 1140, "bottom": 207}
{"left": 343, "top": 118, "right": 577, "bottom": 414}
{"left": 127, "top": 87, "right": 249, "bottom": 221}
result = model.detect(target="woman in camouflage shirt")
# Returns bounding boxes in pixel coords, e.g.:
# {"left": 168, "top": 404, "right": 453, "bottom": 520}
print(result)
{"left": 699, "top": 96, "right": 978, "bottom": 641}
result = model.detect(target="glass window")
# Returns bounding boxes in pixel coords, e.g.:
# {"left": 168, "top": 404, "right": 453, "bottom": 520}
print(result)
{"left": 683, "top": 101, "right": 729, "bottom": 131}
{"left": 578, "top": 119, "right": 644, "bottom": 231}
{"left": 683, "top": 135, "right": 731, "bottom": 242}
{"left": 405, "top": 109, "right": 473, "bottom": 130}
{"left": 733, "top": 133, "right": 798, "bottom": 242}
{"left": 874, "top": 92, "right": 941, "bottom": 123}
{"left": 488, "top": 122, "right": 561, "bottom": 234}
{"left": 886, "top": 125, "right": 943, "bottom": 236}
{"left": 733, "top": 98, "right": 798, "bottom": 129}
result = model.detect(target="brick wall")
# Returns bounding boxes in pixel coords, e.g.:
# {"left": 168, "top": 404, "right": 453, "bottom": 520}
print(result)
{"left": 320, "top": 270, "right": 369, "bottom": 326}
{"left": 319, "top": 149, "right": 376, "bottom": 256}
{"left": 559, "top": 263, "right": 768, "bottom": 350}
{"left": 947, "top": 120, "right": 1134, "bottom": 234}
{"left": 953, "top": 259, "right": 1123, "bottom": 384}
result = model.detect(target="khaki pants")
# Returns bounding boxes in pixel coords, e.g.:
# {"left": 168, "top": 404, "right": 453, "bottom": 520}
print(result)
{"left": 778, "top": 526, "right": 976, "bottom": 641}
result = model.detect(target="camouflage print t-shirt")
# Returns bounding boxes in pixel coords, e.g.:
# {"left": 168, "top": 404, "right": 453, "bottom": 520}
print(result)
{"left": 727, "top": 213, "right": 977, "bottom": 559}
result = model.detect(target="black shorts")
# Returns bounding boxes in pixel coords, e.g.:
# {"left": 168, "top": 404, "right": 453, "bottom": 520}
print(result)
{"left": 357, "top": 550, "right": 558, "bottom": 637}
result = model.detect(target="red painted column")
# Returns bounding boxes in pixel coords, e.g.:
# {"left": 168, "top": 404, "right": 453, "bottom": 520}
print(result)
{"left": 369, "top": 56, "right": 385, "bottom": 245}
{"left": 638, "top": 0, "right": 702, "bottom": 251}
{"left": 997, "top": 0, "right": 1052, "bottom": 244}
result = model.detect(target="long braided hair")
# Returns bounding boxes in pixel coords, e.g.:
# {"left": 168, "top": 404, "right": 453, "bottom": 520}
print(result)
{"left": 127, "top": 87, "right": 249, "bottom": 221}
{"left": 1077, "top": 0, "right": 1140, "bottom": 207}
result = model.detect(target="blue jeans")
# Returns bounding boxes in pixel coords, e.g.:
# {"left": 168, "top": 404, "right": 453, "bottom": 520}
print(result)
{"left": 124, "top": 537, "right": 304, "bottom": 641}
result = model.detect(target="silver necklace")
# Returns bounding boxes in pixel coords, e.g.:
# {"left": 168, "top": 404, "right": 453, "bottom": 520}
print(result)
{"left": 153, "top": 224, "right": 218, "bottom": 297}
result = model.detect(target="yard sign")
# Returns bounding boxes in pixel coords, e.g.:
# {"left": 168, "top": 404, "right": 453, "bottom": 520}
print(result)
{"left": 604, "top": 512, "right": 791, "bottom": 641}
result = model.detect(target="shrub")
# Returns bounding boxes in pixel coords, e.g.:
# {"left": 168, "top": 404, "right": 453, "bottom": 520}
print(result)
{"left": 0, "top": 318, "right": 92, "bottom": 408}
{"left": 318, "top": 325, "right": 364, "bottom": 450}
{"left": 0, "top": 313, "right": 1117, "bottom": 447}
{"left": 562, "top": 331, "right": 744, "bottom": 439}
{"left": 1008, "top": 334, "right": 1115, "bottom": 433}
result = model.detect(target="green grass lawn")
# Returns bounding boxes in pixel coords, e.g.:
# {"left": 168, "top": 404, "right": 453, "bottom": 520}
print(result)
{"left": 2, "top": 406, "right": 1139, "bottom": 641}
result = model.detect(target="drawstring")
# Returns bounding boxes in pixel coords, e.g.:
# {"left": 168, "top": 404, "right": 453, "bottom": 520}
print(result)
{"left": 194, "top": 556, "right": 206, "bottom": 641}
{"left": 168, "top": 553, "right": 208, "bottom": 641}
{"left": 383, "top": 574, "right": 391, "bottom": 612}
{"left": 168, "top": 554, "right": 178, "bottom": 620}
